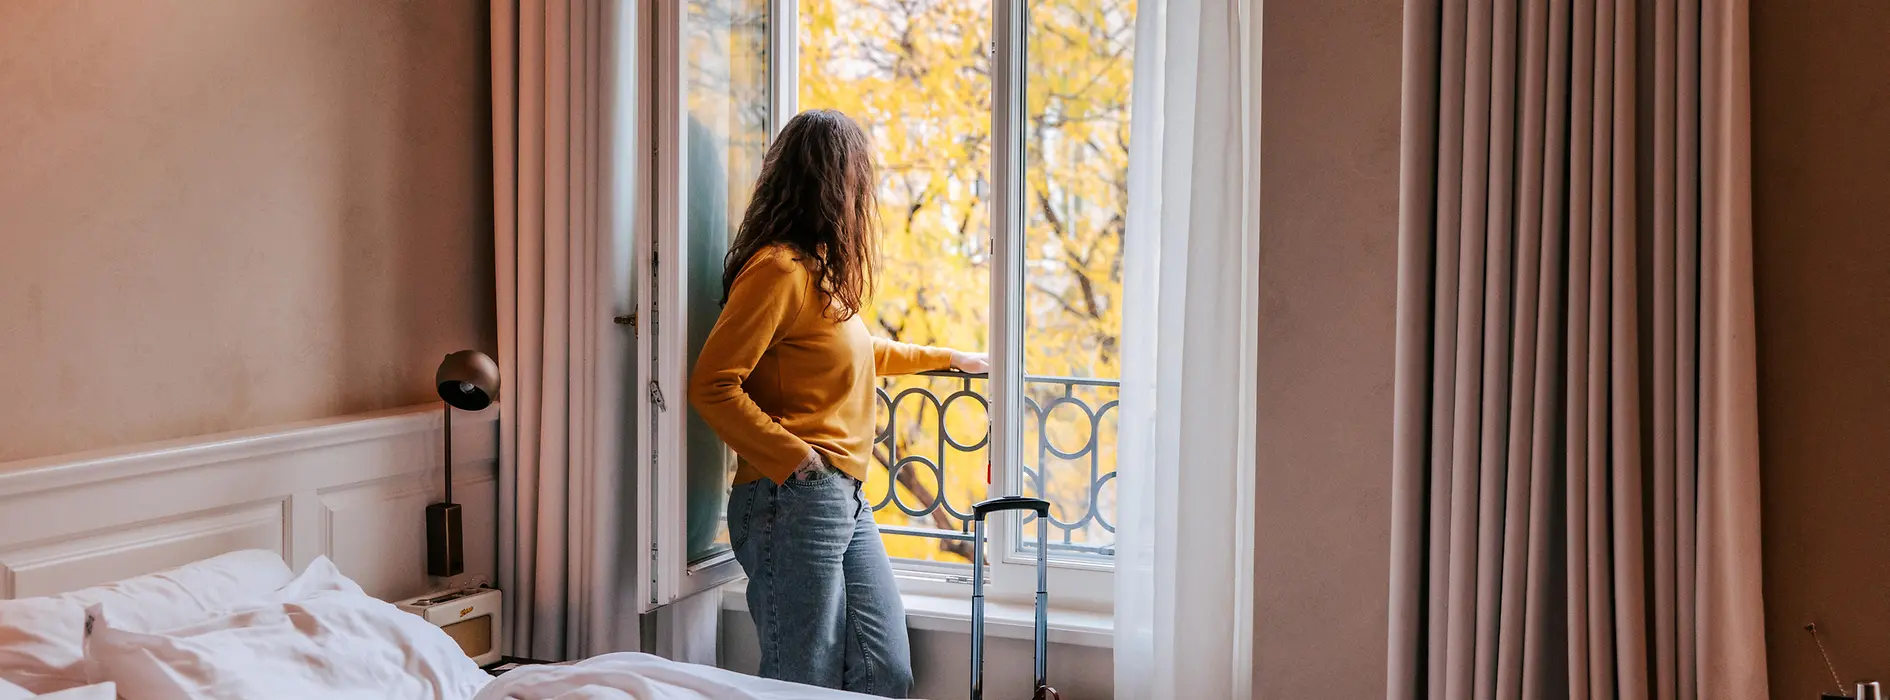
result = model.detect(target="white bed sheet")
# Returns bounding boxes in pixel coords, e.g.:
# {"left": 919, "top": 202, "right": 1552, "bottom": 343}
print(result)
{"left": 6, "top": 551, "right": 892, "bottom": 700}
{"left": 474, "top": 654, "right": 887, "bottom": 700}
{"left": 0, "top": 677, "right": 114, "bottom": 700}
{"left": 0, "top": 550, "right": 293, "bottom": 694}
{"left": 81, "top": 557, "right": 491, "bottom": 700}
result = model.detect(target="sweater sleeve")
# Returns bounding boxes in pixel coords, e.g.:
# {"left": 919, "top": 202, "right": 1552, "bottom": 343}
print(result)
{"left": 871, "top": 336, "right": 957, "bottom": 377}
{"left": 688, "top": 251, "right": 813, "bottom": 482}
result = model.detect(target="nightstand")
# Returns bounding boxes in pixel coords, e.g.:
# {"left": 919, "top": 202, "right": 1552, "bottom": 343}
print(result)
{"left": 484, "top": 656, "right": 559, "bottom": 676}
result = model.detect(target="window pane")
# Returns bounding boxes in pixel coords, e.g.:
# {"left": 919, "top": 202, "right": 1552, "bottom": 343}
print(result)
{"left": 683, "top": 0, "right": 769, "bottom": 564}
{"left": 800, "top": 0, "right": 993, "bottom": 564}
{"left": 1019, "top": 0, "right": 1132, "bottom": 560}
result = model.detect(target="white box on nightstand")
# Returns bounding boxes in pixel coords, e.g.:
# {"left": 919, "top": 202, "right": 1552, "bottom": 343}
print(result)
{"left": 394, "top": 586, "right": 502, "bottom": 667}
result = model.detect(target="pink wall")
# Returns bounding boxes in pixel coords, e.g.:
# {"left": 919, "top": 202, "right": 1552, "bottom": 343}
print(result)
{"left": 1751, "top": 0, "right": 1890, "bottom": 694}
{"left": 1253, "top": 0, "right": 1404, "bottom": 696}
{"left": 0, "top": 0, "right": 494, "bottom": 464}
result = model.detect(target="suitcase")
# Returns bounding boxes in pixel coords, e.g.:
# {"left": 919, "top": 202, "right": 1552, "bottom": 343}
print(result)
{"left": 969, "top": 495, "right": 1061, "bottom": 700}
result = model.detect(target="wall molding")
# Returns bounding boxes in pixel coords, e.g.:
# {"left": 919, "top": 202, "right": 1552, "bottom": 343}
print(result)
{"left": 0, "top": 405, "right": 492, "bottom": 498}
{"left": 0, "top": 403, "right": 499, "bottom": 601}
{"left": 0, "top": 500, "right": 287, "bottom": 599}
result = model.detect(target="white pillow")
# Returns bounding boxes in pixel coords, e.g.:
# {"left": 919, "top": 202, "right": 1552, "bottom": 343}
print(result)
{"left": 240, "top": 555, "right": 363, "bottom": 605}
{"left": 0, "top": 677, "right": 116, "bottom": 700}
{"left": 82, "top": 559, "right": 491, "bottom": 700}
{"left": 0, "top": 550, "right": 293, "bottom": 693}
{"left": 0, "top": 599, "right": 84, "bottom": 694}
{"left": 59, "top": 550, "right": 294, "bottom": 634}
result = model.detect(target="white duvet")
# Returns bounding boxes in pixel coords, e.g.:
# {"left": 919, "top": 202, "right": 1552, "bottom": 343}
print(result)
{"left": 80, "top": 558, "right": 492, "bottom": 700}
{"left": 472, "top": 654, "right": 879, "bottom": 700}
{"left": 1, "top": 550, "right": 878, "bottom": 700}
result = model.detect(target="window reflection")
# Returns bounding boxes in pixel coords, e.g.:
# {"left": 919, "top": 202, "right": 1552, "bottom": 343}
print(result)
{"left": 683, "top": 0, "right": 769, "bottom": 563}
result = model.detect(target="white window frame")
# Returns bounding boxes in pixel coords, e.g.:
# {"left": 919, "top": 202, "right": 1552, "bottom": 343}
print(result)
{"left": 636, "top": 0, "right": 1120, "bottom": 617}
{"left": 775, "top": 0, "right": 1116, "bottom": 614}
{"left": 636, "top": 0, "right": 771, "bottom": 613}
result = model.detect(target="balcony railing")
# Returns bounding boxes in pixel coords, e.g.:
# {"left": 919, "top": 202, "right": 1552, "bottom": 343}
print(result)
{"left": 871, "top": 370, "right": 1117, "bottom": 560}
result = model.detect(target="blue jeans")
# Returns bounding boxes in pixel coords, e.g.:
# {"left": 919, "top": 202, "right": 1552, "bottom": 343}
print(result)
{"left": 726, "top": 471, "right": 914, "bottom": 697}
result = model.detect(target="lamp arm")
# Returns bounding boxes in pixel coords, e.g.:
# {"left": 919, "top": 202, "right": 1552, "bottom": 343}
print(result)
{"left": 443, "top": 403, "right": 453, "bottom": 505}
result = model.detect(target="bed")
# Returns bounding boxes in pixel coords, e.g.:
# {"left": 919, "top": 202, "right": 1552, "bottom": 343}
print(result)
{"left": 0, "top": 549, "right": 882, "bottom": 700}
{"left": 0, "top": 410, "right": 902, "bottom": 699}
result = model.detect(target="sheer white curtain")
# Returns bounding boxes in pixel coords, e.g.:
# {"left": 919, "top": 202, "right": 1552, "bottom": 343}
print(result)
{"left": 491, "top": 0, "right": 640, "bottom": 661}
{"left": 1113, "top": 0, "right": 1259, "bottom": 697}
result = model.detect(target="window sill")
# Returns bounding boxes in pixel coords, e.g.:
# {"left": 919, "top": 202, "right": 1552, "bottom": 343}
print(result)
{"left": 717, "top": 579, "right": 1114, "bottom": 649}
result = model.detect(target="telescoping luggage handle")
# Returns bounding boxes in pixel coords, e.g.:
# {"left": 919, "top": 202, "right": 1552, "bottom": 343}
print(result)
{"left": 969, "top": 496, "right": 1058, "bottom": 700}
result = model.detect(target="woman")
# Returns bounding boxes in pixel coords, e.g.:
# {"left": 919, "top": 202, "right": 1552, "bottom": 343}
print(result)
{"left": 688, "top": 110, "right": 987, "bottom": 697}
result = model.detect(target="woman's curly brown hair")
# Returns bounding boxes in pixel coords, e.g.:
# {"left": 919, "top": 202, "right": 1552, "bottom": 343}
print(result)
{"left": 721, "top": 109, "right": 880, "bottom": 320}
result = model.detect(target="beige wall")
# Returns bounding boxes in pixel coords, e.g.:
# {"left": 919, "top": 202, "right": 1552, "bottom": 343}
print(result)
{"left": 1751, "top": 0, "right": 1890, "bottom": 695}
{"left": 0, "top": 0, "right": 494, "bottom": 464}
{"left": 1253, "top": 0, "right": 1404, "bottom": 696}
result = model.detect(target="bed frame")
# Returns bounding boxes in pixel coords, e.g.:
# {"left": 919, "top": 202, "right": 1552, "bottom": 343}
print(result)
{"left": 0, "top": 404, "right": 498, "bottom": 601}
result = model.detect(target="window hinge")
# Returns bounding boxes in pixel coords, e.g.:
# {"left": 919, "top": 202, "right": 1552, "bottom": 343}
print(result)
{"left": 649, "top": 544, "right": 659, "bottom": 605}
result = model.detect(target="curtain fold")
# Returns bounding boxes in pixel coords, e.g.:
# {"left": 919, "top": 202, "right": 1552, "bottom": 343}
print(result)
{"left": 492, "top": 0, "right": 634, "bottom": 662}
{"left": 1386, "top": 1, "right": 1766, "bottom": 698}
{"left": 1112, "top": 0, "right": 1258, "bottom": 697}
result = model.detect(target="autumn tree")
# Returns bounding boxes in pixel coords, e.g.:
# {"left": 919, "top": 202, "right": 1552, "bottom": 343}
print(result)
{"left": 799, "top": 0, "right": 1134, "bottom": 562}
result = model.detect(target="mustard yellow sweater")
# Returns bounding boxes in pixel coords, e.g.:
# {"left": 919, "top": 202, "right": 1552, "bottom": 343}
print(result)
{"left": 688, "top": 245, "right": 956, "bottom": 485}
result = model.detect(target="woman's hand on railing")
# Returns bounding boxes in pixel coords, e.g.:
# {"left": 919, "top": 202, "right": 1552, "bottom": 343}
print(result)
{"left": 950, "top": 351, "right": 991, "bottom": 374}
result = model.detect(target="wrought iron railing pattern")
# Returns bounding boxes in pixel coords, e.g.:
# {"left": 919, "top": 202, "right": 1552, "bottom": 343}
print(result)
{"left": 871, "top": 370, "right": 1117, "bottom": 559}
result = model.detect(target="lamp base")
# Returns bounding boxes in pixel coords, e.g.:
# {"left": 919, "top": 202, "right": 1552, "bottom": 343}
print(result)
{"left": 426, "top": 502, "right": 464, "bottom": 578}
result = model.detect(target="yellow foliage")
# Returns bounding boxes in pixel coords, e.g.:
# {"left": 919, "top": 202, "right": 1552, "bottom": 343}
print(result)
{"left": 798, "top": 0, "right": 1134, "bottom": 563}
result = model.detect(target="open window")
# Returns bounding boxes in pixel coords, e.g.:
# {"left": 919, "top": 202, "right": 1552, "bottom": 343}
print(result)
{"left": 634, "top": 0, "right": 1133, "bottom": 614}
{"left": 632, "top": 0, "right": 773, "bottom": 610}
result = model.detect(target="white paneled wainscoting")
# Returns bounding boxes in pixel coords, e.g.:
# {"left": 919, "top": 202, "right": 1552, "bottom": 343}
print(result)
{"left": 0, "top": 404, "right": 498, "bottom": 603}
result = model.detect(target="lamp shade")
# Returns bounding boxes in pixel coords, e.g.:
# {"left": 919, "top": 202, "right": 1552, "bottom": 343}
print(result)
{"left": 435, "top": 350, "right": 499, "bottom": 411}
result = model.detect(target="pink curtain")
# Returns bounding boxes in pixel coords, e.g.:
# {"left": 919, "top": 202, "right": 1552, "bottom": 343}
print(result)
{"left": 492, "top": 0, "right": 635, "bottom": 662}
{"left": 1385, "top": 1, "right": 1767, "bottom": 698}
